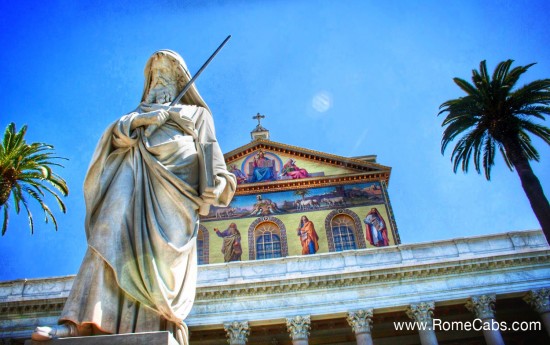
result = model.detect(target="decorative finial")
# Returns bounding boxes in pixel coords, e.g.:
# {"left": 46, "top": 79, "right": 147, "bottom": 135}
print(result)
{"left": 250, "top": 112, "right": 270, "bottom": 141}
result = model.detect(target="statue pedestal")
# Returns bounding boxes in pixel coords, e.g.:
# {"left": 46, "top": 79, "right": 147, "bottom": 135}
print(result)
{"left": 25, "top": 331, "right": 179, "bottom": 345}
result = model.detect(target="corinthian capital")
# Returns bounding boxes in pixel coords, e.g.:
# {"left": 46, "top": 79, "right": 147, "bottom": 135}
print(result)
{"left": 465, "top": 294, "right": 496, "bottom": 320}
{"left": 347, "top": 309, "right": 373, "bottom": 335}
{"left": 524, "top": 288, "right": 550, "bottom": 314}
{"left": 286, "top": 315, "right": 311, "bottom": 341}
{"left": 407, "top": 301, "right": 435, "bottom": 323}
{"left": 224, "top": 321, "right": 250, "bottom": 345}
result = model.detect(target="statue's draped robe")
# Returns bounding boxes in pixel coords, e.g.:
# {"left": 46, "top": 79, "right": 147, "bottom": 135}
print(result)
{"left": 60, "top": 105, "right": 235, "bottom": 344}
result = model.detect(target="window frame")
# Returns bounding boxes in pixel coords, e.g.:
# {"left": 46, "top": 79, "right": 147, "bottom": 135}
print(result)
{"left": 324, "top": 209, "right": 366, "bottom": 252}
{"left": 248, "top": 216, "right": 289, "bottom": 260}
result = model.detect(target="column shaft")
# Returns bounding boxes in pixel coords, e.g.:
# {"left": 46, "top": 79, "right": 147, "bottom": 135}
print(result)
{"left": 418, "top": 329, "right": 438, "bottom": 345}
{"left": 406, "top": 302, "right": 438, "bottom": 345}
{"left": 481, "top": 319, "right": 504, "bottom": 345}
{"left": 541, "top": 312, "right": 550, "bottom": 338}
{"left": 292, "top": 340, "right": 308, "bottom": 345}
{"left": 465, "top": 295, "right": 504, "bottom": 345}
{"left": 355, "top": 332, "right": 374, "bottom": 345}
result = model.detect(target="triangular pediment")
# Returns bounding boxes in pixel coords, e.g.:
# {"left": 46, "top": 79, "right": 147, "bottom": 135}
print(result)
{"left": 224, "top": 139, "right": 391, "bottom": 191}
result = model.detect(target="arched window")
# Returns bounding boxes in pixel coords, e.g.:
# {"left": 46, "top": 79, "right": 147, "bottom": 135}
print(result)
{"left": 248, "top": 216, "right": 289, "bottom": 260}
{"left": 331, "top": 215, "right": 357, "bottom": 251}
{"left": 255, "top": 221, "right": 282, "bottom": 260}
{"left": 196, "top": 225, "right": 209, "bottom": 265}
{"left": 324, "top": 209, "right": 366, "bottom": 252}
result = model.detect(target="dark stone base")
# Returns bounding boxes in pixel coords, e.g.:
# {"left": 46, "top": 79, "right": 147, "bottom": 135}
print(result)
{"left": 24, "top": 331, "right": 179, "bottom": 345}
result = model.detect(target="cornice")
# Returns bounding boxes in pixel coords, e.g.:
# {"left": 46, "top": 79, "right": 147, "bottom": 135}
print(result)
{"left": 235, "top": 171, "right": 390, "bottom": 195}
{"left": 0, "top": 297, "right": 66, "bottom": 318}
{"left": 194, "top": 249, "right": 550, "bottom": 300}
{"left": 3, "top": 251, "right": 546, "bottom": 319}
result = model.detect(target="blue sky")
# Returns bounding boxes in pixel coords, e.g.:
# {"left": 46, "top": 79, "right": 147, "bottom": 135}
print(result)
{"left": 1, "top": 0, "right": 549, "bottom": 280}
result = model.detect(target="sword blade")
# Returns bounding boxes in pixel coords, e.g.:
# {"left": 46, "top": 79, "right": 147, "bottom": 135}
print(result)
{"left": 170, "top": 35, "right": 232, "bottom": 106}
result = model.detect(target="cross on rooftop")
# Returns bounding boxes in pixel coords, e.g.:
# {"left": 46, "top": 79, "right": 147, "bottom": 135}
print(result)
{"left": 252, "top": 113, "right": 265, "bottom": 126}
{"left": 250, "top": 112, "right": 270, "bottom": 141}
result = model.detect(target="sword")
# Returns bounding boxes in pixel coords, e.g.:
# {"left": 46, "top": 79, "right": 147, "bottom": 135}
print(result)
{"left": 144, "top": 35, "right": 231, "bottom": 137}
{"left": 171, "top": 35, "right": 231, "bottom": 106}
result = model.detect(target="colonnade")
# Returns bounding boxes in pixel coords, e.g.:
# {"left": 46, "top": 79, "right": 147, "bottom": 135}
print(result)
{"left": 221, "top": 288, "right": 550, "bottom": 345}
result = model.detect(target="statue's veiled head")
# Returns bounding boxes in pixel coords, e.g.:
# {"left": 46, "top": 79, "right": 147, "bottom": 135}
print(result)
{"left": 141, "top": 50, "right": 208, "bottom": 109}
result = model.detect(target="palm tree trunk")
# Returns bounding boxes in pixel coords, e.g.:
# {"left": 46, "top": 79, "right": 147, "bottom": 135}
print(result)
{"left": 505, "top": 141, "right": 550, "bottom": 243}
{"left": 0, "top": 183, "right": 11, "bottom": 206}
{"left": 0, "top": 169, "right": 16, "bottom": 207}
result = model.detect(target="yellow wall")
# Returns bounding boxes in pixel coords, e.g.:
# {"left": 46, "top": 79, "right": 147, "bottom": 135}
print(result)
{"left": 202, "top": 203, "right": 394, "bottom": 264}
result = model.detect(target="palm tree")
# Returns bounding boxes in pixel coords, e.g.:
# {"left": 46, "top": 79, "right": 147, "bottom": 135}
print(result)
{"left": 439, "top": 60, "right": 550, "bottom": 241}
{"left": 0, "top": 123, "right": 69, "bottom": 235}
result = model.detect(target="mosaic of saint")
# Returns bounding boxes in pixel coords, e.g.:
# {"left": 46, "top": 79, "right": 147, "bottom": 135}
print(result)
{"left": 214, "top": 223, "right": 242, "bottom": 262}
{"left": 229, "top": 150, "right": 324, "bottom": 184}
{"left": 363, "top": 208, "right": 389, "bottom": 247}
{"left": 297, "top": 216, "right": 319, "bottom": 255}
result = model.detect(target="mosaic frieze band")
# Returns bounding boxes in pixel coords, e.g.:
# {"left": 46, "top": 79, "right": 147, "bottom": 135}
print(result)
{"left": 200, "top": 180, "right": 399, "bottom": 264}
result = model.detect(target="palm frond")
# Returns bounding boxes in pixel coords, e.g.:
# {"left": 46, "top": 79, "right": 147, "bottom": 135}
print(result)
{"left": 504, "top": 63, "right": 537, "bottom": 90}
{"left": 482, "top": 135, "right": 496, "bottom": 179}
{"left": 451, "top": 78, "right": 479, "bottom": 97}
{"left": 517, "top": 105, "right": 550, "bottom": 121}
{"left": 492, "top": 60, "right": 513, "bottom": 84}
{"left": 1, "top": 204, "right": 8, "bottom": 236}
{"left": 18, "top": 192, "right": 34, "bottom": 234}
{"left": 439, "top": 59, "right": 550, "bottom": 180}
{"left": 23, "top": 182, "right": 67, "bottom": 213}
{"left": 42, "top": 204, "right": 58, "bottom": 230}
{"left": 498, "top": 144, "right": 514, "bottom": 170}
{"left": 0, "top": 122, "right": 69, "bottom": 235}
{"left": 23, "top": 187, "right": 51, "bottom": 232}
{"left": 12, "top": 183, "right": 22, "bottom": 214}
{"left": 518, "top": 120, "right": 550, "bottom": 146}
{"left": 509, "top": 79, "right": 550, "bottom": 112}
{"left": 46, "top": 173, "right": 69, "bottom": 196}
{"left": 517, "top": 131, "right": 540, "bottom": 161}
{"left": 441, "top": 115, "right": 479, "bottom": 154}
{"left": 23, "top": 181, "right": 46, "bottom": 197}
{"left": 449, "top": 127, "right": 486, "bottom": 174}
{"left": 3, "top": 124, "right": 27, "bottom": 154}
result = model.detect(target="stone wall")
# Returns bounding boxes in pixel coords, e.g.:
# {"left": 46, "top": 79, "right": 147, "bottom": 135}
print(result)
{"left": 1, "top": 230, "right": 549, "bottom": 342}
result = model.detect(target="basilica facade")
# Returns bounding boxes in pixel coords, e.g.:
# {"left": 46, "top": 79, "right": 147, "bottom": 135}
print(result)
{"left": 1, "top": 125, "right": 550, "bottom": 345}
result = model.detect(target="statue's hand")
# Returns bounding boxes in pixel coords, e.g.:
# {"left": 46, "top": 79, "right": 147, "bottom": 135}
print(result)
{"left": 131, "top": 109, "right": 169, "bottom": 128}
{"left": 130, "top": 109, "right": 170, "bottom": 136}
{"left": 201, "top": 176, "right": 227, "bottom": 205}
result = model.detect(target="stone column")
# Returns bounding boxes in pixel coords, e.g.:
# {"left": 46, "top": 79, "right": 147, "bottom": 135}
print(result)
{"left": 465, "top": 294, "right": 504, "bottom": 345}
{"left": 286, "top": 315, "right": 311, "bottom": 345}
{"left": 524, "top": 288, "right": 550, "bottom": 337}
{"left": 347, "top": 309, "right": 374, "bottom": 345}
{"left": 224, "top": 321, "right": 250, "bottom": 345}
{"left": 406, "top": 301, "right": 438, "bottom": 345}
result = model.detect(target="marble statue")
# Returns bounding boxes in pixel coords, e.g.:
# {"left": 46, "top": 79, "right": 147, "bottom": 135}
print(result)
{"left": 32, "top": 50, "right": 236, "bottom": 344}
